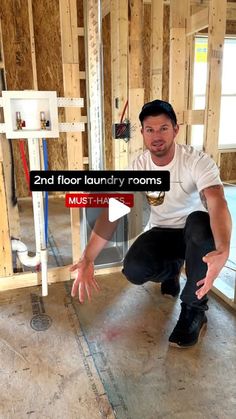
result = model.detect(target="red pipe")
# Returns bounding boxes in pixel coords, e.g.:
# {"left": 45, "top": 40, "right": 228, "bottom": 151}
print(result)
{"left": 19, "top": 140, "right": 30, "bottom": 194}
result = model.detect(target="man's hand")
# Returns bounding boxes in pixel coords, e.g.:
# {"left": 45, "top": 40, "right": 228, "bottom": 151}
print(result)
{"left": 70, "top": 258, "right": 100, "bottom": 303}
{"left": 196, "top": 250, "right": 228, "bottom": 299}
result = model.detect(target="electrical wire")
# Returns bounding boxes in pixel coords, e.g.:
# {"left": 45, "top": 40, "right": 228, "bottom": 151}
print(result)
{"left": 120, "top": 100, "right": 128, "bottom": 123}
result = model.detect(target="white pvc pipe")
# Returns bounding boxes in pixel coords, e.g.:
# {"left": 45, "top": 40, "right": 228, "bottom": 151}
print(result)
{"left": 11, "top": 239, "right": 40, "bottom": 267}
{"left": 28, "top": 138, "right": 48, "bottom": 296}
{"left": 28, "top": 138, "right": 45, "bottom": 252}
{"left": 40, "top": 249, "right": 48, "bottom": 296}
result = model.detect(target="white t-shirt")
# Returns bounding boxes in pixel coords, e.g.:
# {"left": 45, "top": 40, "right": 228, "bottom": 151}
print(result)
{"left": 130, "top": 144, "right": 222, "bottom": 228}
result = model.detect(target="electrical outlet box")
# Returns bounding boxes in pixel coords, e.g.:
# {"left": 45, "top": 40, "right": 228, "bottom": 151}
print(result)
{"left": 112, "top": 122, "right": 130, "bottom": 139}
{"left": 2, "top": 90, "right": 59, "bottom": 139}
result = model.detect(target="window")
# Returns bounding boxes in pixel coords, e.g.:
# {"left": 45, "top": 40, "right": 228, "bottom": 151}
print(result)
{"left": 192, "top": 36, "right": 236, "bottom": 149}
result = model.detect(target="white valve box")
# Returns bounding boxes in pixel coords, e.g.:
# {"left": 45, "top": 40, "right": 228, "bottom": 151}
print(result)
{"left": 2, "top": 90, "right": 59, "bottom": 139}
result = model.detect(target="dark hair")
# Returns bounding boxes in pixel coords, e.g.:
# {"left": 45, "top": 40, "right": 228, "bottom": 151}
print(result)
{"left": 139, "top": 99, "right": 177, "bottom": 126}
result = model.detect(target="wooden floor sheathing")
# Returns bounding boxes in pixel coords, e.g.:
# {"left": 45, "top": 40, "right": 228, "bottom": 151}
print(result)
{"left": 0, "top": 282, "right": 114, "bottom": 419}
{"left": 1, "top": 273, "right": 236, "bottom": 419}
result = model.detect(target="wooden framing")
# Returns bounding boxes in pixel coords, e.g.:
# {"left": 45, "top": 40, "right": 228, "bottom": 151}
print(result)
{"left": 128, "top": 0, "right": 144, "bottom": 241}
{"left": 104, "top": 0, "right": 236, "bottom": 22}
{"left": 0, "top": 20, "right": 6, "bottom": 89}
{"left": 227, "top": 3, "right": 236, "bottom": 21}
{"left": 150, "top": 0, "right": 164, "bottom": 100}
{"left": 0, "top": 264, "right": 121, "bottom": 292}
{"left": 184, "top": 109, "right": 205, "bottom": 125}
{"left": 185, "top": 29, "right": 195, "bottom": 145}
{"left": 0, "top": 0, "right": 123, "bottom": 293}
{"left": 186, "top": 6, "right": 209, "bottom": 36}
{"left": 110, "top": 0, "right": 129, "bottom": 170}
{"left": 169, "top": 0, "right": 189, "bottom": 144}
{"left": 27, "top": 0, "right": 38, "bottom": 90}
{"left": 0, "top": 0, "right": 235, "bottom": 298}
{"left": 128, "top": 0, "right": 144, "bottom": 163}
{"left": 59, "top": 0, "right": 84, "bottom": 261}
{"left": 102, "top": 0, "right": 111, "bottom": 18}
{"left": 0, "top": 162, "right": 13, "bottom": 277}
{"left": 203, "top": 0, "right": 227, "bottom": 162}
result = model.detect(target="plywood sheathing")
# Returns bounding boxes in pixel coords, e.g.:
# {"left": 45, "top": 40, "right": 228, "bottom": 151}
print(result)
{"left": 0, "top": 134, "right": 21, "bottom": 239}
{"left": 220, "top": 152, "right": 236, "bottom": 183}
{"left": 0, "top": 283, "right": 115, "bottom": 418}
{"left": 0, "top": 0, "right": 34, "bottom": 198}
{"left": 0, "top": 0, "right": 89, "bottom": 197}
{"left": 72, "top": 272, "right": 236, "bottom": 417}
{"left": 0, "top": 18, "right": 20, "bottom": 240}
{"left": 32, "top": 0, "right": 67, "bottom": 173}
{"left": 0, "top": 0, "right": 33, "bottom": 90}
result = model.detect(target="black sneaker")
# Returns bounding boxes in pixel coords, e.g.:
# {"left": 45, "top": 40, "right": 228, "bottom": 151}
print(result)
{"left": 169, "top": 303, "right": 207, "bottom": 348}
{"left": 161, "top": 275, "right": 180, "bottom": 298}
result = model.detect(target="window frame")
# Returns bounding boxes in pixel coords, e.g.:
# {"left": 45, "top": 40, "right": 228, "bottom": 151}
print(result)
{"left": 192, "top": 34, "right": 236, "bottom": 151}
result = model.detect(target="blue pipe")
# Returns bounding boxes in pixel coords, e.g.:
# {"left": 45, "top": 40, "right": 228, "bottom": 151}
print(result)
{"left": 43, "top": 139, "right": 49, "bottom": 246}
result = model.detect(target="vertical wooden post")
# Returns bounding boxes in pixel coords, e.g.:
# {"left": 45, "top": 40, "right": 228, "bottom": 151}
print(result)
{"left": 110, "top": 0, "right": 129, "bottom": 170}
{"left": 59, "top": 0, "right": 83, "bottom": 261}
{"left": 128, "top": 0, "right": 144, "bottom": 241}
{"left": 27, "top": 0, "right": 38, "bottom": 90}
{"left": 169, "top": 0, "right": 188, "bottom": 143}
{"left": 128, "top": 0, "right": 144, "bottom": 163}
{"left": 203, "top": 0, "right": 227, "bottom": 162}
{"left": 0, "top": 23, "right": 12, "bottom": 275}
{"left": 0, "top": 163, "right": 13, "bottom": 277}
{"left": 185, "top": 2, "right": 194, "bottom": 145}
{"left": 150, "top": 0, "right": 163, "bottom": 100}
{"left": 186, "top": 32, "right": 195, "bottom": 145}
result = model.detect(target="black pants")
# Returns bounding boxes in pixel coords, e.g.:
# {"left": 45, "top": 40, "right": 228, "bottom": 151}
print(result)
{"left": 122, "top": 211, "right": 215, "bottom": 310}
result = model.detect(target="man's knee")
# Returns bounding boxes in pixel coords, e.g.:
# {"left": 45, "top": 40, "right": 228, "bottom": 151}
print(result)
{"left": 122, "top": 256, "right": 147, "bottom": 285}
{"left": 184, "top": 211, "right": 213, "bottom": 246}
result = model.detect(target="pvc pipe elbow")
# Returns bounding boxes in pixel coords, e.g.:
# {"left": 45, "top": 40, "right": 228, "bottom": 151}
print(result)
{"left": 11, "top": 239, "right": 41, "bottom": 267}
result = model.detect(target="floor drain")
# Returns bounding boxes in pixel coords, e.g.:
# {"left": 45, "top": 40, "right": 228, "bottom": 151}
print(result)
{"left": 30, "top": 314, "right": 52, "bottom": 331}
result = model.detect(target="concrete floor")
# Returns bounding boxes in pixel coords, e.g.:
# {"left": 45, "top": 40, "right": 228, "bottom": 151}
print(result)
{"left": 2, "top": 190, "right": 235, "bottom": 418}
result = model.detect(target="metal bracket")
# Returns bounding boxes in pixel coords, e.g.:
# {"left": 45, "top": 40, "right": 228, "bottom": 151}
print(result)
{"left": 0, "top": 122, "right": 85, "bottom": 134}
{"left": 57, "top": 97, "right": 84, "bottom": 107}
{"left": 0, "top": 97, "right": 84, "bottom": 108}
{"left": 59, "top": 122, "right": 85, "bottom": 132}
